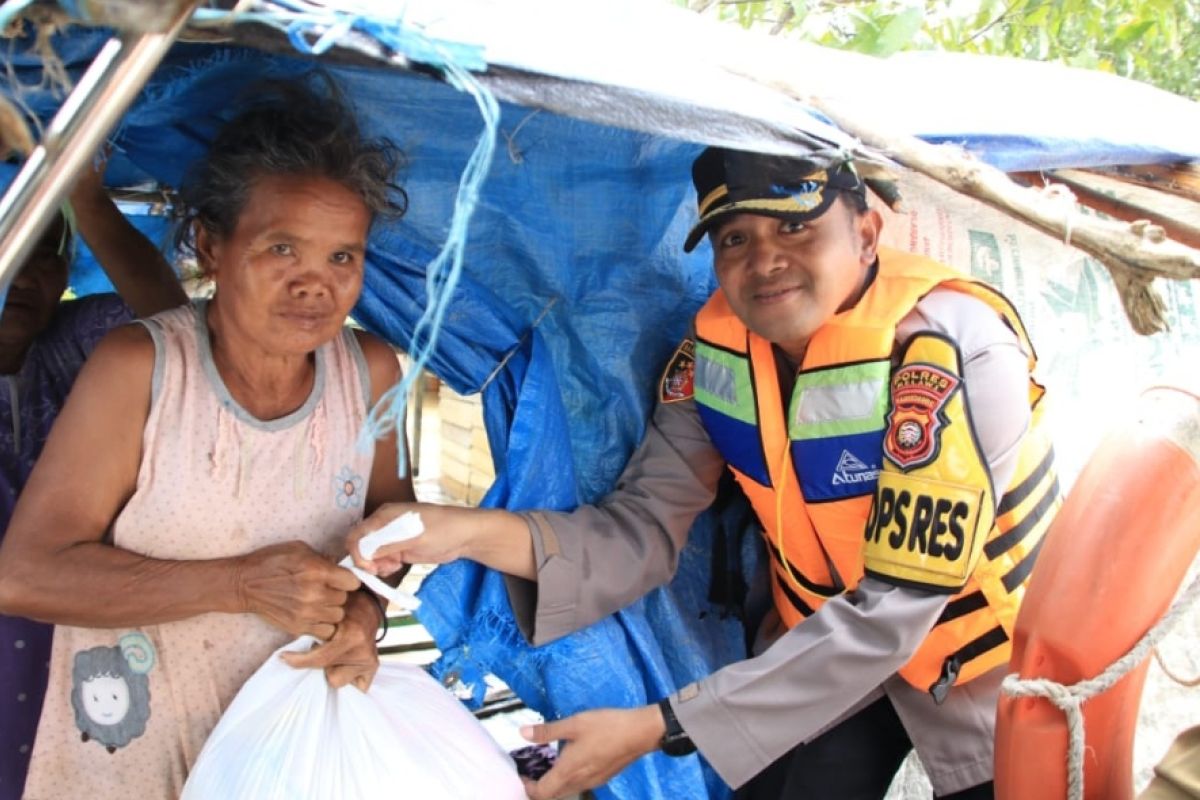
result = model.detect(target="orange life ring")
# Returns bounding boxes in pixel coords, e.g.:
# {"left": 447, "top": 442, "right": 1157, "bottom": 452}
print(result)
{"left": 995, "top": 387, "right": 1200, "bottom": 799}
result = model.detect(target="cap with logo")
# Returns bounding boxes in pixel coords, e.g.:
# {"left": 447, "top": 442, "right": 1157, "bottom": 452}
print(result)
{"left": 683, "top": 147, "right": 867, "bottom": 253}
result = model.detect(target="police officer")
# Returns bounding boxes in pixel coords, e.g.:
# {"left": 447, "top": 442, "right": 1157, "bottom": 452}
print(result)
{"left": 349, "top": 147, "right": 1060, "bottom": 799}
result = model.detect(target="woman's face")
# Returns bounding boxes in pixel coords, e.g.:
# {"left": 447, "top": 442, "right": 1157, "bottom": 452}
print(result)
{"left": 199, "top": 174, "right": 370, "bottom": 357}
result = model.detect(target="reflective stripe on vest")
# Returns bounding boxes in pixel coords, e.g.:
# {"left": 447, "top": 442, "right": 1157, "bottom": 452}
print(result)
{"left": 694, "top": 341, "right": 771, "bottom": 486}
{"left": 790, "top": 361, "right": 890, "bottom": 502}
{"left": 692, "top": 247, "right": 1060, "bottom": 693}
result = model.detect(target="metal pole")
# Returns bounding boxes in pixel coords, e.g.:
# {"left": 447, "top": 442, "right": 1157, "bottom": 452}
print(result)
{"left": 0, "top": 0, "right": 197, "bottom": 293}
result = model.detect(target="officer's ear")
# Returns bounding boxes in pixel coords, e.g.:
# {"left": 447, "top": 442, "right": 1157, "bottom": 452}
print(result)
{"left": 852, "top": 202, "right": 883, "bottom": 267}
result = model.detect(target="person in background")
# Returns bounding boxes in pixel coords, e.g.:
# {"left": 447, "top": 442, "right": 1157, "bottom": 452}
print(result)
{"left": 0, "top": 155, "right": 187, "bottom": 800}
{"left": 1141, "top": 726, "right": 1200, "bottom": 800}
{"left": 0, "top": 77, "right": 415, "bottom": 799}
{"left": 348, "top": 147, "right": 1060, "bottom": 799}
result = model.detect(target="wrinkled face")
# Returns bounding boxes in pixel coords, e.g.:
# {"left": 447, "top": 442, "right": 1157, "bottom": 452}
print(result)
{"left": 710, "top": 199, "right": 879, "bottom": 361}
{"left": 199, "top": 174, "right": 370, "bottom": 356}
{"left": 0, "top": 219, "right": 70, "bottom": 349}
{"left": 80, "top": 674, "right": 130, "bottom": 725}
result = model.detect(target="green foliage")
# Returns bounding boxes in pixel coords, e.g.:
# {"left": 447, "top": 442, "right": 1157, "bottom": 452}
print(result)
{"left": 674, "top": 0, "right": 1200, "bottom": 99}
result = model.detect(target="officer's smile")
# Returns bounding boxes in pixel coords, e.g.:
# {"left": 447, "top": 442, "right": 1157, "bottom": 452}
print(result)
{"left": 751, "top": 282, "right": 806, "bottom": 305}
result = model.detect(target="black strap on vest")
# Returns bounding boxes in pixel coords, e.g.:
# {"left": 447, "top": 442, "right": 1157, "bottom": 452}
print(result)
{"left": 928, "top": 625, "right": 1009, "bottom": 704}
{"left": 705, "top": 471, "right": 757, "bottom": 624}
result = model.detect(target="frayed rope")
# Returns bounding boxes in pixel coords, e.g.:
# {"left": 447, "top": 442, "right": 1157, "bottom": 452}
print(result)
{"left": 356, "top": 48, "right": 500, "bottom": 477}
{"left": 1001, "top": 568, "right": 1200, "bottom": 800}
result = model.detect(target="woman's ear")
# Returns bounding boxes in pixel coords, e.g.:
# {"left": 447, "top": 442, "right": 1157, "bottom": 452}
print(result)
{"left": 193, "top": 222, "right": 219, "bottom": 280}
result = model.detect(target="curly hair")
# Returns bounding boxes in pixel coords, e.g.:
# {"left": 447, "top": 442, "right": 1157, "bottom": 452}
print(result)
{"left": 174, "top": 74, "right": 407, "bottom": 259}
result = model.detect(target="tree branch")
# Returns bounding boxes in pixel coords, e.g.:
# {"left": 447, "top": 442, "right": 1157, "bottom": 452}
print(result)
{"left": 770, "top": 6, "right": 797, "bottom": 34}
{"left": 1092, "top": 163, "right": 1200, "bottom": 205}
{"left": 960, "top": 0, "right": 1021, "bottom": 46}
{"left": 1013, "top": 170, "right": 1200, "bottom": 250}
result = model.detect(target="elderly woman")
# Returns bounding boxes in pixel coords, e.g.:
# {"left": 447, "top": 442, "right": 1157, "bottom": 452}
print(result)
{"left": 0, "top": 79, "right": 414, "bottom": 799}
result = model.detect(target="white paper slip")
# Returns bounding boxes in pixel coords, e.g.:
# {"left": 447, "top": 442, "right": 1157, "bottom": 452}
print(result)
{"left": 358, "top": 511, "right": 425, "bottom": 559}
{"left": 338, "top": 512, "right": 425, "bottom": 611}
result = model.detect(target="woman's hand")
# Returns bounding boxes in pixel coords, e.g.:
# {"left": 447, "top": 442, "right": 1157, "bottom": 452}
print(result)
{"left": 281, "top": 589, "right": 382, "bottom": 691}
{"left": 232, "top": 540, "right": 361, "bottom": 639}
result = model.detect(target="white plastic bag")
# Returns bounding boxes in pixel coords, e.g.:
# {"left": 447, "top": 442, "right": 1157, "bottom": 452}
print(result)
{"left": 181, "top": 637, "right": 526, "bottom": 800}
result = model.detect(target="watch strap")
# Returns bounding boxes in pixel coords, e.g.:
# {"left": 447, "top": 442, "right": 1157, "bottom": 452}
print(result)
{"left": 658, "top": 698, "right": 697, "bottom": 756}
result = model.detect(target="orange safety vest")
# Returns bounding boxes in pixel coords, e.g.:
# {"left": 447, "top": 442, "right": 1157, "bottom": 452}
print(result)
{"left": 692, "top": 247, "right": 1059, "bottom": 696}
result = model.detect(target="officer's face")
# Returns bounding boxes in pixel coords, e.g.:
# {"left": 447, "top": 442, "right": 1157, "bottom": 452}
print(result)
{"left": 710, "top": 197, "right": 880, "bottom": 362}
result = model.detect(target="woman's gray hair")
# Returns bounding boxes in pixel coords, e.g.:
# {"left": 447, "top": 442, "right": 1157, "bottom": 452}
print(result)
{"left": 174, "top": 74, "right": 406, "bottom": 258}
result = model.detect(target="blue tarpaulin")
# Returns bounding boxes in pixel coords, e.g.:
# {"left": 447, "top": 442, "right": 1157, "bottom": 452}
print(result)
{"left": 4, "top": 5, "right": 1200, "bottom": 797}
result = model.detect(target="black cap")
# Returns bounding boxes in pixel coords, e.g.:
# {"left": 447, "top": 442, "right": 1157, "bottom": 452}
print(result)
{"left": 683, "top": 147, "right": 866, "bottom": 252}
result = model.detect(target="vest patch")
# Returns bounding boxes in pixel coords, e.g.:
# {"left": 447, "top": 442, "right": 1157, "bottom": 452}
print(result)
{"left": 832, "top": 449, "right": 880, "bottom": 486}
{"left": 884, "top": 363, "right": 960, "bottom": 471}
{"left": 864, "top": 470, "right": 985, "bottom": 591}
{"left": 660, "top": 339, "right": 695, "bottom": 403}
{"left": 792, "top": 431, "right": 883, "bottom": 501}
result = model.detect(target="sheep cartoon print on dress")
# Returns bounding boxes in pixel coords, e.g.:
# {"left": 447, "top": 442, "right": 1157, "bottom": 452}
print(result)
{"left": 70, "top": 632, "right": 155, "bottom": 753}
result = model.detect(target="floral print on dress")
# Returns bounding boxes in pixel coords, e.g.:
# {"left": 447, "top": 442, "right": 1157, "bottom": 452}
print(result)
{"left": 333, "top": 465, "right": 364, "bottom": 509}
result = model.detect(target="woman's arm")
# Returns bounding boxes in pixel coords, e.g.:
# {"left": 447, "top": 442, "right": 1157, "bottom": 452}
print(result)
{"left": 0, "top": 325, "right": 358, "bottom": 637}
{"left": 68, "top": 156, "right": 188, "bottom": 318}
{"left": 354, "top": 330, "right": 415, "bottom": 513}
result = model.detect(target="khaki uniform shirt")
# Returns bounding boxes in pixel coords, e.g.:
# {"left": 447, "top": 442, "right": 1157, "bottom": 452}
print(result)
{"left": 504, "top": 288, "right": 1034, "bottom": 795}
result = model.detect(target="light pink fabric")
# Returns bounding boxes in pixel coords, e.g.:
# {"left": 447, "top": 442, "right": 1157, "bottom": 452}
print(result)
{"left": 25, "top": 301, "right": 374, "bottom": 800}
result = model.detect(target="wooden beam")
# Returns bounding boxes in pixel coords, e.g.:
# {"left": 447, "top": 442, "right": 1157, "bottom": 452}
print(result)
{"left": 1089, "top": 163, "right": 1200, "bottom": 205}
{"left": 1011, "top": 170, "right": 1200, "bottom": 250}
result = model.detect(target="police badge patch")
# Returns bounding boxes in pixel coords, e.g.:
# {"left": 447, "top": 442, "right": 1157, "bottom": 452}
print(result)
{"left": 883, "top": 363, "right": 960, "bottom": 470}
{"left": 659, "top": 339, "right": 695, "bottom": 403}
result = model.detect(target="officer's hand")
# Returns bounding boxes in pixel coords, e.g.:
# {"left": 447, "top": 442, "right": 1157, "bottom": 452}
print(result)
{"left": 346, "top": 502, "right": 476, "bottom": 576}
{"left": 520, "top": 705, "right": 666, "bottom": 800}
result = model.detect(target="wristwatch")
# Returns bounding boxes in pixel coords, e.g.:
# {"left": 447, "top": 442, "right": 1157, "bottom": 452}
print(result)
{"left": 657, "top": 698, "right": 697, "bottom": 757}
